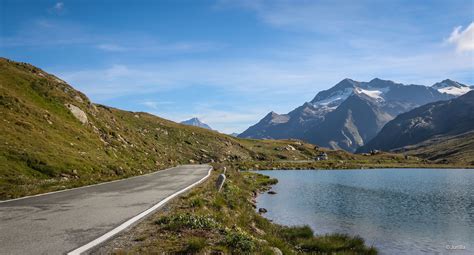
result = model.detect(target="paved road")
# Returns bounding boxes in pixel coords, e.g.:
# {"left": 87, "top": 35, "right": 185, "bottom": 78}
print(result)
{"left": 0, "top": 165, "right": 211, "bottom": 255}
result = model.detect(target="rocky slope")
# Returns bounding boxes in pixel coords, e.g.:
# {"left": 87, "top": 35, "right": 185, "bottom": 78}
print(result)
{"left": 240, "top": 78, "right": 454, "bottom": 151}
{"left": 358, "top": 91, "right": 474, "bottom": 160}
{"left": 180, "top": 117, "right": 212, "bottom": 130}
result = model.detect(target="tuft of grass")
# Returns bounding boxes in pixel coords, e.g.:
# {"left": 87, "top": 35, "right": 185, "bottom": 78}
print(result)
{"left": 190, "top": 197, "right": 205, "bottom": 208}
{"left": 280, "top": 225, "right": 314, "bottom": 242}
{"left": 299, "top": 233, "right": 377, "bottom": 254}
{"left": 183, "top": 237, "right": 207, "bottom": 253}
{"left": 223, "top": 227, "right": 256, "bottom": 252}
{"left": 155, "top": 213, "right": 220, "bottom": 231}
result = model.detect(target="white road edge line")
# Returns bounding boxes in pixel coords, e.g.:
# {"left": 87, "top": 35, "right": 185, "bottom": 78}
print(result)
{"left": 0, "top": 166, "right": 184, "bottom": 204}
{"left": 67, "top": 165, "right": 213, "bottom": 255}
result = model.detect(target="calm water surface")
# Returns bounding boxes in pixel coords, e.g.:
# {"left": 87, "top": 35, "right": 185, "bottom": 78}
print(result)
{"left": 256, "top": 169, "right": 474, "bottom": 255}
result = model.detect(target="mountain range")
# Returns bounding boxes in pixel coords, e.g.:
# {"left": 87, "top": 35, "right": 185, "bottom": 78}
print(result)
{"left": 358, "top": 91, "right": 474, "bottom": 163}
{"left": 180, "top": 117, "right": 212, "bottom": 130}
{"left": 239, "top": 78, "right": 471, "bottom": 152}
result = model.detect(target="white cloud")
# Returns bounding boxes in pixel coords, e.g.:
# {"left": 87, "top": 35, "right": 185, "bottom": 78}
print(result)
{"left": 54, "top": 2, "right": 64, "bottom": 11}
{"left": 48, "top": 2, "right": 65, "bottom": 14}
{"left": 95, "top": 41, "right": 223, "bottom": 53}
{"left": 58, "top": 45, "right": 473, "bottom": 100}
{"left": 141, "top": 101, "right": 174, "bottom": 110}
{"left": 97, "top": 44, "right": 128, "bottom": 52}
{"left": 447, "top": 22, "right": 474, "bottom": 52}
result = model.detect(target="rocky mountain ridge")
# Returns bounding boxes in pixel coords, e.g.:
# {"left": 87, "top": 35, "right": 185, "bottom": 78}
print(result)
{"left": 239, "top": 78, "right": 458, "bottom": 151}
{"left": 358, "top": 91, "right": 474, "bottom": 155}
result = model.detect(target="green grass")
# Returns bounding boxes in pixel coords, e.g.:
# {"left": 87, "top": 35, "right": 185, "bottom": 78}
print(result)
{"left": 97, "top": 167, "right": 377, "bottom": 254}
{"left": 184, "top": 237, "right": 207, "bottom": 253}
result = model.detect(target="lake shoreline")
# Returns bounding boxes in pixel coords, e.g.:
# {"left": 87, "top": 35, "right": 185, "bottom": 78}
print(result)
{"left": 94, "top": 165, "right": 377, "bottom": 254}
{"left": 236, "top": 161, "right": 474, "bottom": 171}
{"left": 255, "top": 169, "right": 474, "bottom": 254}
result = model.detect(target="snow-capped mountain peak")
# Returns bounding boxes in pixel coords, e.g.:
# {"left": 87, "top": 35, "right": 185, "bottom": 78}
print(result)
{"left": 312, "top": 87, "right": 354, "bottom": 107}
{"left": 432, "top": 79, "right": 472, "bottom": 96}
{"left": 311, "top": 78, "right": 394, "bottom": 107}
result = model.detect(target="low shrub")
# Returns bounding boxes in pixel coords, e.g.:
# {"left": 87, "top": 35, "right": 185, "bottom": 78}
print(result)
{"left": 155, "top": 213, "right": 220, "bottom": 231}
{"left": 190, "top": 197, "right": 205, "bottom": 208}
{"left": 224, "top": 228, "right": 255, "bottom": 253}
{"left": 183, "top": 237, "right": 207, "bottom": 253}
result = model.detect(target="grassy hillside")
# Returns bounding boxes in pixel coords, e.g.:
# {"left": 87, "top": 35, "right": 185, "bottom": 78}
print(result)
{"left": 0, "top": 58, "right": 463, "bottom": 199}
{"left": 0, "top": 58, "right": 320, "bottom": 198}
{"left": 395, "top": 131, "right": 474, "bottom": 165}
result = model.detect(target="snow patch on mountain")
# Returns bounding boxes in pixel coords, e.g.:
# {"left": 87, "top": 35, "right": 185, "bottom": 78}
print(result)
{"left": 355, "top": 88, "right": 384, "bottom": 100}
{"left": 432, "top": 79, "right": 472, "bottom": 96}
{"left": 436, "top": 86, "right": 472, "bottom": 96}
{"left": 355, "top": 86, "right": 391, "bottom": 101}
{"left": 312, "top": 88, "right": 353, "bottom": 106}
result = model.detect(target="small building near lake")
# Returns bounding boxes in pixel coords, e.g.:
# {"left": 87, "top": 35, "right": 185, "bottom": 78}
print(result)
{"left": 315, "top": 152, "right": 328, "bottom": 161}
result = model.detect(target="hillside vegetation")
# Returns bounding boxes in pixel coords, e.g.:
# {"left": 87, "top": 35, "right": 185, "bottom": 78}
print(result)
{"left": 94, "top": 168, "right": 376, "bottom": 254}
{"left": 0, "top": 58, "right": 460, "bottom": 199}
{"left": 394, "top": 131, "right": 474, "bottom": 165}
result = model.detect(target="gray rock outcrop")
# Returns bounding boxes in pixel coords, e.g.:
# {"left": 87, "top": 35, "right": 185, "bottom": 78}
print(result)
{"left": 65, "top": 104, "right": 88, "bottom": 124}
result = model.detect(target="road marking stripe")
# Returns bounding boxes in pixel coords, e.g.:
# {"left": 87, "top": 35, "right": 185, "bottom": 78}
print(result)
{"left": 67, "top": 165, "right": 213, "bottom": 255}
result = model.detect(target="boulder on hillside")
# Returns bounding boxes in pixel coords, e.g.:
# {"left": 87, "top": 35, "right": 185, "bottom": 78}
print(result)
{"left": 65, "top": 104, "right": 88, "bottom": 124}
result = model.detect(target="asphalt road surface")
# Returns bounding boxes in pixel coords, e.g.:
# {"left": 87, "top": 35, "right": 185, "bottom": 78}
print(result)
{"left": 0, "top": 165, "right": 212, "bottom": 255}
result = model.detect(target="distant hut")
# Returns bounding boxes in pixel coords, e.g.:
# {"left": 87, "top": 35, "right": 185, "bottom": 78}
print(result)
{"left": 315, "top": 152, "right": 328, "bottom": 161}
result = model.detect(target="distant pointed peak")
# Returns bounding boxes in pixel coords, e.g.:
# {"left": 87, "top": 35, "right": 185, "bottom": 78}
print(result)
{"left": 433, "top": 79, "right": 469, "bottom": 89}
{"left": 180, "top": 117, "right": 212, "bottom": 130}
{"left": 262, "top": 111, "right": 289, "bottom": 124}
{"left": 337, "top": 78, "right": 358, "bottom": 85}
{"left": 368, "top": 78, "right": 397, "bottom": 86}
{"left": 369, "top": 78, "right": 391, "bottom": 83}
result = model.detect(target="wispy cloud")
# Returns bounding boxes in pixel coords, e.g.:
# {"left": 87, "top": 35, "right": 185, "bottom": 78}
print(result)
{"left": 1, "top": 18, "right": 222, "bottom": 56}
{"left": 141, "top": 101, "right": 174, "bottom": 111}
{"left": 54, "top": 2, "right": 64, "bottom": 10}
{"left": 59, "top": 45, "right": 473, "bottom": 100}
{"left": 216, "top": 0, "right": 420, "bottom": 40}
{"left": 95, "top": 41, "right": 223, "bottom": 53}
{"left": 96, "top": 44, "right": 128, "bottom": 52}
{"left": 447, "top": 22, "right": 474, "bottom": 52}
{"left": 48, "top": 2, "right": 65, "bottom": 15}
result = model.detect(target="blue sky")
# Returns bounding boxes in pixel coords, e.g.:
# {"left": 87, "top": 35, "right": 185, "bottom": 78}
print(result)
{"left": 1, "top": 0, "right": 473, "bottom": 133}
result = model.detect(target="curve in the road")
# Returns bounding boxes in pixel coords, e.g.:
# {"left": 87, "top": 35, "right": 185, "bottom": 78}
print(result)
{"left": 0, "top": 165, "right": 212, "bottom": 255}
